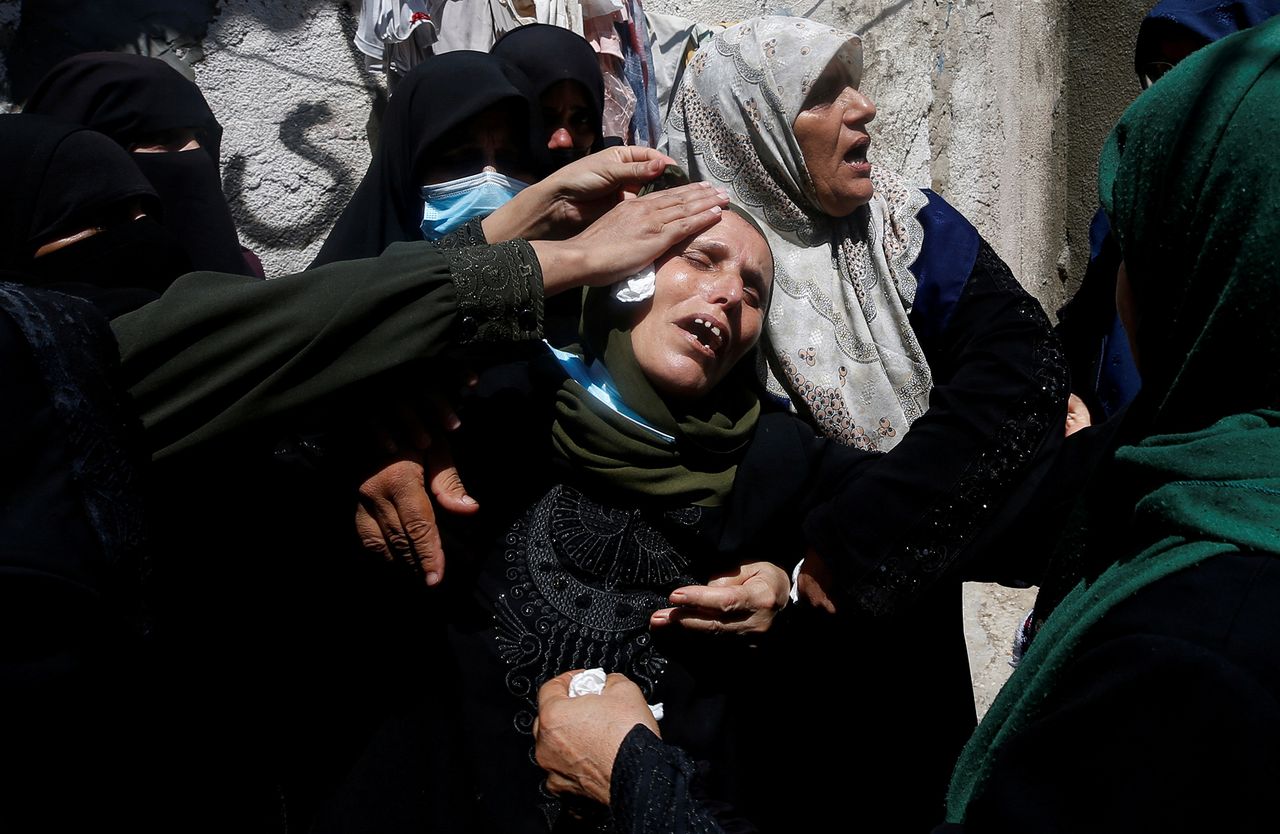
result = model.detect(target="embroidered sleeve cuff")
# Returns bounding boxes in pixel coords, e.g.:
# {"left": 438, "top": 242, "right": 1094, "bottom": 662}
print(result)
{"left": 434, "top": 217, "right": 490, "bottom": 250}
{"left": 445, "top": 239, "right": 544, "bottom": 345}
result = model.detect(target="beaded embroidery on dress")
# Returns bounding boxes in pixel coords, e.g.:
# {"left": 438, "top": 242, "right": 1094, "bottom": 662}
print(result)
{"left": 491, "top": 483, "right": 701, "bottom": 827}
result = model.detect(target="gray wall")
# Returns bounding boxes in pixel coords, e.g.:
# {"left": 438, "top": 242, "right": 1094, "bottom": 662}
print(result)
{"left": 2, "top": 0, "right": 1148, "bottom": 310}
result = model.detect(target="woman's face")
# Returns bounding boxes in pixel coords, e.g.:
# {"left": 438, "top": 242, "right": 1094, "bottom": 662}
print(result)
{"left": 792, "top": 70, "right": 877, "bottom": 218}
{"left": 630, "top": 212, "right": 774, "bottom": 399}
{"left": 542, "top": 79, "right": 597, "bottom": 159}
{"left": 130, "top": 127, "right": 201, "bottom": 153}
{"left": 419, "top": 102, "right": 535, "bottom": 185}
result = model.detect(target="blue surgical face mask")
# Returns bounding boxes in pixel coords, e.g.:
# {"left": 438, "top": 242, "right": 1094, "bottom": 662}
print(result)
{"left": 420, "top": 170, "right": 530, "bottom": 241}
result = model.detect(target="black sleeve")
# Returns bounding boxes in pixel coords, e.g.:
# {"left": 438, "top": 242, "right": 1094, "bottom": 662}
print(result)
{"left": 802, "top": 239, "right": 1069, "bottom": 615}
{"left": 611, "top": 725, "right": 744, "bottom": 834}
{"left": 112, "top": 238, "right": 543, "bottom": 458}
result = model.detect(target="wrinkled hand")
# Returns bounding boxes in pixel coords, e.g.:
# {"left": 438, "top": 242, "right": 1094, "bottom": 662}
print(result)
{"left": 1065, "top": 392, "right": 1092, "bottom": 436}
{"left": 484, "top": 146, "right": 676, "bottom": 243}
{"left": 796, "top": 548, "right": 839, "bottom": 615}
{"left": 354, "top": 432, "right": 478, "bottom": 586}
{"left": 533, "top": 182, "right": 729, "bottom": 296}
{"left": 534, "top": 671, "right": 659, "bottom": 805}
{"left": 650, "top": 560, "right": 789, "bottom": 635}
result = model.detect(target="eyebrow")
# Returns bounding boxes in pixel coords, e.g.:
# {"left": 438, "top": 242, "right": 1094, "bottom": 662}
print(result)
{"left": 691, "top": 239, "right": 771, "bottom": 294}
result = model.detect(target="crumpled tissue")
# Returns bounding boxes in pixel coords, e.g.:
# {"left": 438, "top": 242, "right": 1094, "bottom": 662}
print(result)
{"left": 568, "top": 668, "right": 664, "bottom": 721}
{"left": 613, "top": 264, "right": 656, "bottom": 303}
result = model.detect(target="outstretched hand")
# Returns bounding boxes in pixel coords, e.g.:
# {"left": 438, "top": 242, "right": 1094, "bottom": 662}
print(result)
{"left": 354, "top": 402, "right": 479, "bottom": 586}
{"left": 650, "top": 560, "right": 790, "bottom": 635}
{"left": 484, "top": 146, "right": 678, "bottom": 243}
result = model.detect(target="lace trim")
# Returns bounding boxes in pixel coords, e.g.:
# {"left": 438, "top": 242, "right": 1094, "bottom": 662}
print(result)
{"left": 853, "top": 243, "right": 1070, "bottom": 616}
{"left": 444, "top": 239, "right": 543, "bottom": 344}
{"left": 433, "top": 216, "right": 489, "bottom": 250}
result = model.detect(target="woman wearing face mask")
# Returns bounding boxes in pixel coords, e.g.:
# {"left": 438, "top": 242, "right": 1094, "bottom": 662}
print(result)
{"left": 23, "top": 52, "right": 261, "bottom": 277}
{"left": 311, "top": 50, "right": 543, "bottom": 267}
{"left": 491, "top": 23, "right": 610, "bottom": 169}
{"left": 664, "top": 17, "right": 1069, "bottom": 831}
{"left": 0, "top": 115, "right": 193, "bottom": 317}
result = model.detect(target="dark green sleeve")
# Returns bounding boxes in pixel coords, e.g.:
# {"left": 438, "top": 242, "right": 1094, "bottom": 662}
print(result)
{"left": 112, "top": 239, "right": 543, "bottom": 459}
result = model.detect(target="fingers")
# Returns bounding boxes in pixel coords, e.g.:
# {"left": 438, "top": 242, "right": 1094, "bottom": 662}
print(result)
{"left": 659, "top": 606, "right": 756, "bottom": 634}
{"left": 668, "top": 584, "right": 752, "bottom": 613}
{"left": 538, "top": 670, "right": 578, "bottom": 711}
{"left": 426, "top": 442, "right": 479, "bottom": 515}
{"left": 356, "top": 459, "right": 447, "bottom": 586}
{"left": 392, "top": 471, "right": 445, "bottom": 586}
{"left": 354, "top": 503, "right": 390, "bottom": 560}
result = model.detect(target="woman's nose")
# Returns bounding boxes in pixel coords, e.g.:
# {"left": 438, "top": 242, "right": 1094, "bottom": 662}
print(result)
{"left": 703, "top": 273, "right": 743, "bottom": 307}
{"left": 844, "top": 89, "right": 876, "bottom": 125}
{"left": 547, "top": 127, "right": 575, "bottom": 150}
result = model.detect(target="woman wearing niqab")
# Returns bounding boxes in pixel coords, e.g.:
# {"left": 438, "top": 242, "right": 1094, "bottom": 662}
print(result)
{"left": 24, "top": 52, "right": 255, "bottom": 277}
{"left": 665, "top": 17, "right": 1068, "bottom": 831}
{"left": 0, "top": 114, "right": 192, "bottom": 316}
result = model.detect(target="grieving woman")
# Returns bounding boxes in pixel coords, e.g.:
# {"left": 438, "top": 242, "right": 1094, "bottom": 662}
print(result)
{"left": 664, "top": 17, "right": 1069, "bottom": 830}
{"left": 24, "top": 52, "right": 261, "bottom": 277}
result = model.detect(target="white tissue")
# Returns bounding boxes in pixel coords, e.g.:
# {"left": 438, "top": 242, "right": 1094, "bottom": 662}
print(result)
{"left": 613, "top": 264, "right": 656, "bottom": 302}
{"left": 567, "top": 668, "right": 664, "bottom": 721}
{"left": 568, "top": 668, "right": 608, "bottom": 697}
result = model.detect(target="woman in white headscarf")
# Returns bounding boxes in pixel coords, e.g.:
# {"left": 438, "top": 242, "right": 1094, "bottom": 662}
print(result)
{"left": 664, "top": 16, "right": 1069, "bottom": 830}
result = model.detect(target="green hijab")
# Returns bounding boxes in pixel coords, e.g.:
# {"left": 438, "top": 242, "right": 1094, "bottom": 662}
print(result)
{"left": 547, "top": 166, "right": 768, "bottom": 508}
{"left": 948, "top": 19, "right": 1280, "bottom": 822}
{"left": 548, "top": 284, "right": 761, "bottom": 509}
{"left": 1099, "top": 16, "right": 1280, "bottom": 434}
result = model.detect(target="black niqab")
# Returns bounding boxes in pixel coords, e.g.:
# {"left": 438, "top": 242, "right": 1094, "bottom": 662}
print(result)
{"left": 24, "top": 52, "right": 251, "bottom": 276}
{"left": 0, "top": 115, "right": 189, "bottom": 314}
{"left": 310, "top": 51, "right": 543, "bottom": 268}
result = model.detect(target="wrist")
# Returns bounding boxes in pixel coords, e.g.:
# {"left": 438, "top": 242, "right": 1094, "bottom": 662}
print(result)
{"left": 530, "top": 239, "right": 591, "bottom": 297}
{"left": 483, "top": 181, "right": 553, "bottom": 243}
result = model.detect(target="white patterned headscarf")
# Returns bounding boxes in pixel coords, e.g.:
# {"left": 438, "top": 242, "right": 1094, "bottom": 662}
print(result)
{"left": 665, "top": 16, "right": 931, "bottom": 452}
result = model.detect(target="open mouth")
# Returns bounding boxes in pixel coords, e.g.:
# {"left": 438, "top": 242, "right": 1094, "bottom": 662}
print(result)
{"left": 677, "top": 314, "right": 727, "bottom": 358}
{"left": 844, "top": 136, "right": 871, "bottom": 166}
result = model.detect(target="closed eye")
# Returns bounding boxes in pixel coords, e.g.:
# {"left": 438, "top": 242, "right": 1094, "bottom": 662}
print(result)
{"left": 682, "top": 250, "right": 713, "bottom": 268}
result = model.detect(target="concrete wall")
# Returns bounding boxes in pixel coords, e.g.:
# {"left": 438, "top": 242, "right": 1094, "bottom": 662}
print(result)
{"left": 3, "top": 0, "right": 1147, "bottom": 295}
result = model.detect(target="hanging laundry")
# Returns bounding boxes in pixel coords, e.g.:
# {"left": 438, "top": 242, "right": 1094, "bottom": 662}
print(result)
{"left": 430, "top": 0, "right": 533, "bottom": 53}
{"left": 644, "top": 11, "right": 719, "bottom": 123}
{"left": 621, "top": 0, "right": 661, "bottom": 147}
{"left": 355, "top": 0, "right": 437, "bottom": 75}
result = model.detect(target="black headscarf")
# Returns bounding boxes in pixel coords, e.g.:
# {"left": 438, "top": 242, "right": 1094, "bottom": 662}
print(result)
{"left": 491, "top": 23, "right": 607, "bottom": 165}
{"left": 311, "top": 51, "right": 543, "bottom": 268}
{"left": 24, "top": 52, "right": 251, "bottom": 276}
{"left": 0, "top": 114, "right": 191, "bottom": 315}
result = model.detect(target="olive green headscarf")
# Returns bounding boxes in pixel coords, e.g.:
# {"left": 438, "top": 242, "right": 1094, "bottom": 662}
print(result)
{"left": 548, "top": 170, "right": 767, "bottom": 508}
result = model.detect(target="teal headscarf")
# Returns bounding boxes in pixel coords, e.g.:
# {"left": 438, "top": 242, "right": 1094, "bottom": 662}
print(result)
{"left": 1099, "top": 16, "right": 1280, "bottom": 435}
{"left": 948, "top": 18, "right": 1280, "bottom": 822}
